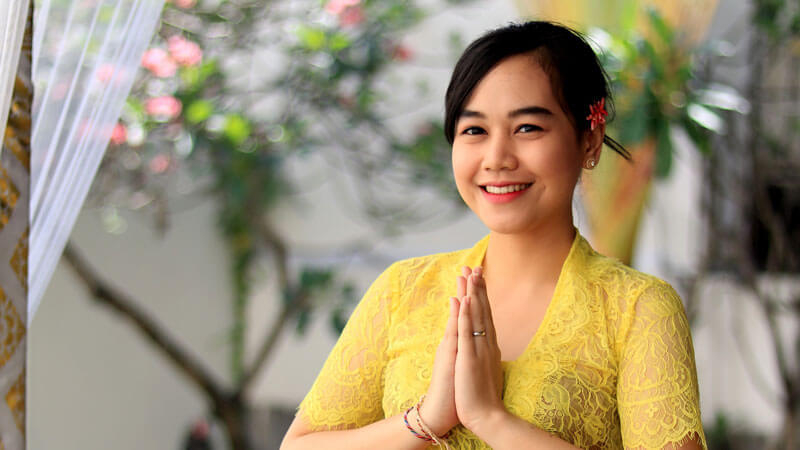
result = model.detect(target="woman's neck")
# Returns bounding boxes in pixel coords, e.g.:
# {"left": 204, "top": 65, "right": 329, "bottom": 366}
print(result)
{"left": 482, "top": 224, "right": 576, "bottom": 292}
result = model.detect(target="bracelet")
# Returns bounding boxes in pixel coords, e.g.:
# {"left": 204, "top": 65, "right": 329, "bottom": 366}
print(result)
{"left": 414, "top": 396, "right": 451, "bottom": 449}
{"left": 403, "top": 406, "right": 433, "bottom": 442}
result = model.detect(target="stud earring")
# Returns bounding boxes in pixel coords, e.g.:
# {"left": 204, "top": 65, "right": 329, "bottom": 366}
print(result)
{"left": 585, "top": 159, "right": 597, "bottom": 169}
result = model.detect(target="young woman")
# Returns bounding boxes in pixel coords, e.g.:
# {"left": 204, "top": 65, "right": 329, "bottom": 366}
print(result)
{"left": 281, "top": 21, "right": 706, "bottom": 450}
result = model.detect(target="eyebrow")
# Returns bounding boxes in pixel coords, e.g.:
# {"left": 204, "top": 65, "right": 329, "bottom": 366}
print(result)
{"left": 459, "top": 105, "right": 554, "bottom": 119}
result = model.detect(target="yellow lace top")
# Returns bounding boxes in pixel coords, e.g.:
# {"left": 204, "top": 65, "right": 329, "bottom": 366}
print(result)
{"left": 298, "top": 232, "right": 706, "bottom": 449}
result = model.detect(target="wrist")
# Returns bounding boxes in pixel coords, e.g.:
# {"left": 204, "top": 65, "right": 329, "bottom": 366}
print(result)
{"left": 464, "top": 405, "right": 510, "bottom": 439}
{"left": 417, "top": 399, "right": 454, "bottom": 437}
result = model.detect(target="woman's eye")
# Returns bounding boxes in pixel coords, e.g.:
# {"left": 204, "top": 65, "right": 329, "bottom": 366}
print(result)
{"left": 461, "top": 126, "right": 485, "bottom": 136}
{"left": 517, "top": 124, "right": 542, "bottom": 133}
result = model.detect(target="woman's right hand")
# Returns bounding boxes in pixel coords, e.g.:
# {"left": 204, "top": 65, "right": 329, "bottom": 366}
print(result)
{"left": 418, "top": 267, "right": 471, "bottom": 436}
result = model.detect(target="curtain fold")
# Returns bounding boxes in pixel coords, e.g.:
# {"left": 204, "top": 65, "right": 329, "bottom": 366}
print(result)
{"left": 29, "top": 0, "right": 165, "bottom": 324}
{"left": 0, "top": 0, "right": 31, "bottom": 148}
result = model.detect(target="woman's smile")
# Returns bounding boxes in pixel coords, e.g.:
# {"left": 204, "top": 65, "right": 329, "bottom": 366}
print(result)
{"left": 480, "top": 183, "right": 533, "bottom": 203}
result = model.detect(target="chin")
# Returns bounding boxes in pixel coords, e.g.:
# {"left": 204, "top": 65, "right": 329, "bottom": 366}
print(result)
{"left": 480, "top": 217, "right": 539, "bottom": 235}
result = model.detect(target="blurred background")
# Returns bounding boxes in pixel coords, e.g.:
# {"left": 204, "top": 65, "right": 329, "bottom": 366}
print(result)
{"left": 19, "top": 0, "right": 800, "bottom": 448}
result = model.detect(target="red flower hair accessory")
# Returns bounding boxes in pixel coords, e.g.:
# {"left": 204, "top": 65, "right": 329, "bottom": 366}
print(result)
{"left": 586, "top": 98, "right": 608, "bottom": 131}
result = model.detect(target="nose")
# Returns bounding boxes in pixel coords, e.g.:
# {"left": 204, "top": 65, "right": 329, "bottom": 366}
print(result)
{"left": 482, "top": 133, "right": 518, "bottom": 172}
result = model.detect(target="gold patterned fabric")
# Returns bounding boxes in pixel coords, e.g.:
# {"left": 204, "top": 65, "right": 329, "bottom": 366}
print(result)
{"left": 0, "top": 2, "right": 30, "bottom": 448}
{"left": 299, "top": 232, "right": 706, "bottom": 449}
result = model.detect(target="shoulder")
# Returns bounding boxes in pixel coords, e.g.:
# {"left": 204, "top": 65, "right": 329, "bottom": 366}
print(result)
{"left": 578, "top": 241, "right": 682, "bottom": 313}
{"left": 575, "top": 243, "right": 687, "bottom": 348}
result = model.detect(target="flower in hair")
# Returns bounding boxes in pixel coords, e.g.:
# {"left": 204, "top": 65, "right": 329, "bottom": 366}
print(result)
{"left": 586, "top": 98, "right": 608, "bottom": 131}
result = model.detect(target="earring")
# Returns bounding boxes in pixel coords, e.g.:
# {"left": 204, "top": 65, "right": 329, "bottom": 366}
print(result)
{"left": 585, "top": 159, "right": 596, "bottom": 169}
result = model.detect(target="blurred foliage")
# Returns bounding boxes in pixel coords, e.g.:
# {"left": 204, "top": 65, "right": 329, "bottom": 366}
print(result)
{"left": 592, "top": 8, "right": 746, "bottom": 178}
{"left": 89, "top": 0, "right": 465, "bottom": 386}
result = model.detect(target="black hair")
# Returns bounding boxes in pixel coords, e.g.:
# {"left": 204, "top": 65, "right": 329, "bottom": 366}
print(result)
{"left": 444, "top": 21, "right": 630, "bottom": 159}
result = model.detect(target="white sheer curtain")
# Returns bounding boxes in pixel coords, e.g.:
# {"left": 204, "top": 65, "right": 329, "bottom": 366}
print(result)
{"left": 29, "top": 0, "right": 165, "bottom": 324}
{"left": 0, "top": 0, "right": 31, "bottom": 148}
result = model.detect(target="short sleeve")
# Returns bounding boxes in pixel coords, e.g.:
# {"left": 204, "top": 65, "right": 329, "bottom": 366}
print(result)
{"left": 617, "top": 281, "right": 707, "bottom": 449}
{"left": 297, "top": 265, "right": 394, "bottom": 430}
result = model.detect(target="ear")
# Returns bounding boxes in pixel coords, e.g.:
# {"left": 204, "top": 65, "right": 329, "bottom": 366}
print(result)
{"left": 581, "top": 122, "right": 604, "bottom": 169}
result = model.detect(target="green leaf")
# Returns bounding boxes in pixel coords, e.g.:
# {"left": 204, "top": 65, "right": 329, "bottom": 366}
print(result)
{"left": 329, "top": 32, "right": 351, "bottom": 51}
{"left": 646, "top": 7, "right": 673, "bottom": 44}
{"left": 296, "top": 25, "right": 326, "bottom": 51}
{"left": 681, "top": 116, "right": 711, "bottom": 155}
{"left": 224, "top": 114, "right": 251, "bottom": 146}
{"left": 300, "top": 268, "right": 334, "bottom": 291}
{"left": 330, "top": 308, "right": 348, "bottom": 334}
{"left": 296, "top": 308, "right": 311, "bottom": 336}
{"left": 655, "top": 122, "right": 673, "bottom": 178}
{"left": 181, "top": 60, "right": 217, "bottom": 89}
{"left": 185, "top": 100, "right": 214, "bottom": 124}
{"left": 619, "top": 94, "right": 649, "bottom": 145}
{"left": 687, "top": 103, "right": 725, "bottom": 133}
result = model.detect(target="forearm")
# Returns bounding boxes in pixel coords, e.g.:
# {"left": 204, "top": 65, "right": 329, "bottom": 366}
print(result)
{"left": 280, "top": 413, "right": 436, "bottom": 450}
{"left": 469, "top": 409, "right": 580, "bottom": 450}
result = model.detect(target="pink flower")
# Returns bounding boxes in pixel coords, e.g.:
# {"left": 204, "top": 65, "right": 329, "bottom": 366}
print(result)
{"left": 391, "top": 44, "right": 413, "bottom": 61}
{"left": 149, "top": 154, "right": 171, "bottom": 174}
{"left": 145, "top": 96, "right": 183, "bottom": 119}
{"left": 96, "top": 63, "right": 116, "bottom": 83}
{"left": 110, "top": 123, "right": 127, "bottom": 145}
{"left": 324, "top": 0, "right": 360, "bottom": 15}
{"left": 141, "top": 48, "right": 177, "bottom": 77}
{"left": 172, "top": 0, "right": 196, "bottom": 8}
{"left": 339, "top": 6, "right": 364, "bottom": 27}
{"left": 168, "top": 35, "right": 202, "bottom": 67}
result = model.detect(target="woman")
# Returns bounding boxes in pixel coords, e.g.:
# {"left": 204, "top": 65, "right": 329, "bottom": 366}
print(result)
{"left": 281, "top": 21, "right": 706, "bottom": 449}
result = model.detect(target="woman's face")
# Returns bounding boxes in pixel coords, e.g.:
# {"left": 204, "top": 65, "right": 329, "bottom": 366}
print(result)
{"left": 451, "top": 54, "right": 600, "bottom": 235}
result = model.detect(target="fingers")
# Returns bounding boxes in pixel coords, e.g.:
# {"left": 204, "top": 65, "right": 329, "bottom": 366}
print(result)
{"left": 457, "top": 295, "right": 476, "bottom": 356}
{"left": 465, "top": 275, "right": 485, "bottom": 339}
{"left": 457, "top": 266, "right": 471, "bottom": 298}
{"left": 439, "top": 297, "right": 460, "bottom": 358}
{"left": 472, "top": 271, "right": 498, "bottom": 347}
{"left": 445, "top": 297, "right": 460, "bottom": 340}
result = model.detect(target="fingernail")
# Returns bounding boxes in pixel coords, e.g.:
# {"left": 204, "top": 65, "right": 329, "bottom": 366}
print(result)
{"left": 474, "top": 266, "right": 483, "bottom": 276}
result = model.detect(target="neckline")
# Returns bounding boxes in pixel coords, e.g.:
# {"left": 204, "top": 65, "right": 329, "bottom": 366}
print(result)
{"left": 466, "top": 229, "right": 584, "bottom": 366}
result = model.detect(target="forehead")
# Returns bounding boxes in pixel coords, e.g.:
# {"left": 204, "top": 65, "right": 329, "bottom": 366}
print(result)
{"left": 462, "top": 53, "right": 562, "bottom": 113}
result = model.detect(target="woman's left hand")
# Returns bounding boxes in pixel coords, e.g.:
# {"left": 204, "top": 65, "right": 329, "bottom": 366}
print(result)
{"left": 453, "top": 266, "right": 506, "bottom": 432}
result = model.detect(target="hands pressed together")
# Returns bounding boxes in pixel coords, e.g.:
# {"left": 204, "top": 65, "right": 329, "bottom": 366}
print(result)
{"left": 418, "top": 266, "right": 506, "bottom": 439}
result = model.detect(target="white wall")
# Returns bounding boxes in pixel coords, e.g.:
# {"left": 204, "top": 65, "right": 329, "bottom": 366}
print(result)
{"left": 28, "top": 201, "right": 234, "bottom": 449}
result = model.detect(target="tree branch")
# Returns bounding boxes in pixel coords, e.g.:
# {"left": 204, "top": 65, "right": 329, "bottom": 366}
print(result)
{"left": 62, "top": 242, "right": 230, "bottom": 408}
{"left": 237, "top": 218, "right": 305, "bottom": 392}
{"left": 238, "top": 291, "right": 308, "bottom": 393}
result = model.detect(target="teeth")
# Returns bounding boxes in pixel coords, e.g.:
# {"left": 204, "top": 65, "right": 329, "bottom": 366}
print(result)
{"left": 485, "top": 184, "right": 530, "bottom": 194}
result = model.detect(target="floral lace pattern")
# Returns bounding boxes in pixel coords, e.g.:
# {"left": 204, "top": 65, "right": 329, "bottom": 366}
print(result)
{"left": 298, "top": 232, "right": 706, "bottom": 449}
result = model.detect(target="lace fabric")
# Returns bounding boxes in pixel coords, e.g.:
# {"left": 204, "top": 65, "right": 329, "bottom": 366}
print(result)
{"left": 298, "top": 232, "right": 706, "bottom": 449}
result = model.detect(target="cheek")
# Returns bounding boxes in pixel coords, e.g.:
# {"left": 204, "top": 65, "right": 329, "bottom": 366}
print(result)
{"left": 451, "top": 147, "right": 476, "bottom": 199}
{"left": 534, "top": 143, "right": 583, "bottom": 191}
{"left": 451, "top": 147, "right": 472, "bottom": 180}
